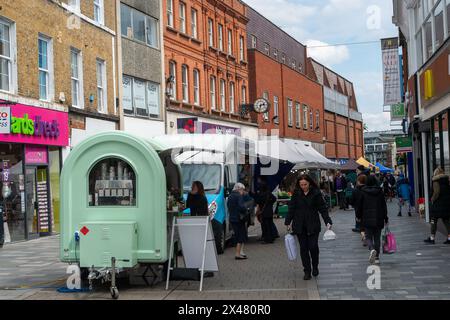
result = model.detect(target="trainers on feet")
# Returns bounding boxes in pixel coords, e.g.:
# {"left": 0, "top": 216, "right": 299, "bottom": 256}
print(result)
{"left": 424, "top": 238, "right": 435, "bottom": 244}
{"left": 303, "top": 273, "right": 312, "bottom": 281}
{"left": 369, "top": 250, "right": 377, "bottom": 264}
{"left": 312, "top": 269, "right": 319, "bottom": 277}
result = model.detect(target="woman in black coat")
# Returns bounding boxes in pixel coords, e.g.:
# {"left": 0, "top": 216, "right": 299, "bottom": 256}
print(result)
{"left": 256, "top": 184, "right": 277, "bottom": 244}
{"left": 424, "top": 167, "right": 450, "bottom": 244}
{"left": 285, "top": 175, "right": 333, "bottom": 280}
{"left": 186, "top": 181, "right": 209, "bottom": 216}
{"left": 355, "top": 175, "right": 388, "bottom": 265}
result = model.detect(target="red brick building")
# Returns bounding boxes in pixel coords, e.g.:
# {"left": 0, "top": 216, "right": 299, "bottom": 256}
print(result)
{"left": 163, "top": 0, "right": 258, "bottom": 138}
{"left": 306, "top": 58, "right": 364, "bottom": 161}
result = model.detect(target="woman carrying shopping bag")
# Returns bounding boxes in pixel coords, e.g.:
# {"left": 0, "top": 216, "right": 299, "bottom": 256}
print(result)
{"left": 356, "top": 175, "right": 389, "bottom": 265}
{"left": 285, "top": 175, "right": 333, "bottom": 280}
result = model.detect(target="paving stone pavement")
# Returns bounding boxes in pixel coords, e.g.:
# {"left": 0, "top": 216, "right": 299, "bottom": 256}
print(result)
{"left": 1, "top": 199, "right": 450, "bottom": 300}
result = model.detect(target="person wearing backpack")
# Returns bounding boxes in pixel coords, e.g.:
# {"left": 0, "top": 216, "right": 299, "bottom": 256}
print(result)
{"left": 356, "top": 175, "right": 389, "bottom": 265}
{"left": 424, "top": 167, "right": 450, "bottom": 245}
{"left": 285, "top": 175, "right": 333, "bottom": 280}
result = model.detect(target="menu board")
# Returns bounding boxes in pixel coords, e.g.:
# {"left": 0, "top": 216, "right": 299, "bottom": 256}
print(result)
{"left": 37, "top": 181, "right": 50, "bottom": 233}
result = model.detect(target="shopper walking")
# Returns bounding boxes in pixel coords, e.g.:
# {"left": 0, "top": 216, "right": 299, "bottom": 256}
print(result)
{"left": 186, "top": 181, "right": 209, "bottom": 216}
{"left": 227, "top": 183, "right": 249, "bottom": 259}
{"left": 285, "top": 175, "right": 333, "bottom": 280}
{"left": 356, "top": 175, "right": 389, "bottom": 264}
{"left": 351, "top": 174, "right": 367, "bottom": 235}
{"left": 424, "top": 167, "right": 450, "bottom": 245}
{"left": 397, "top": 175, "right": 412, "bottom": 217}
{"left": 256, "top": 184, "right": 277, "bottom": 244}
{"left": 334, "top": 171, "right": 347, "bottom": 210}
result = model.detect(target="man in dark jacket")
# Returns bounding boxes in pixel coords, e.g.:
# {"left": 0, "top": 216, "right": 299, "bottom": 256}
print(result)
{"left": 356, "top": 175, "right": 388, "bottom": 264}
{"left": 285, "top": 175, "right": 333, "bottom": 280}
{"left": 256, "top": 185, "right": 277, "bottom": 244}
{"left": 334, "top": 171, "right": 347, "bottom": 209}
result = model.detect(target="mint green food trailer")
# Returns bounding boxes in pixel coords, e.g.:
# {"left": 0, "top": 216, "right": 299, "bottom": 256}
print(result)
{"left": 60, "top": 132, "right": 182, "bottom": 298}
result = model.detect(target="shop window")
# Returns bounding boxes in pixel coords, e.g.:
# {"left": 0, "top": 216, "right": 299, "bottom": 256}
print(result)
{"left": 48, "top": 147, "right": 60, "bottom": 233}
{"left": 88, "top": 158, "right": 136, "bottom": 207}
{"left": 443, "top": 112, "right": 450, "bottom": 174}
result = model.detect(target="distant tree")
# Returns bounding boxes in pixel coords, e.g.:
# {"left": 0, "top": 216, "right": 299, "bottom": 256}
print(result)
{"left": 363, "top": 123, "right": 369, "bottom": 132}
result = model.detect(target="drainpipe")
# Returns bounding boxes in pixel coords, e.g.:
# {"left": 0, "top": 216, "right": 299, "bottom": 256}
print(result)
{"left": 116, "top": 0, "right": 124, "bottom": 130}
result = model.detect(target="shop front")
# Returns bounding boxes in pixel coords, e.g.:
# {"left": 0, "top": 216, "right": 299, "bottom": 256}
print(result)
{"left": 0, "top": 102, "right": 68, "bottom": 243}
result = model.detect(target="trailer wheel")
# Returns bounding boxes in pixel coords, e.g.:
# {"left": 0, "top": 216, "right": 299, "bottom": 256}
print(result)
{"left": 110, "top": 287, "right": 119, "bottom": 299}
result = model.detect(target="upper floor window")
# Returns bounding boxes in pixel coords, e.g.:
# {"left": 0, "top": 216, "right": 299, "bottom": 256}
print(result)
{"left": 68, "top": 0, "right": 80, "bottom": 12}
{"left": 295, "top": 102, "right": 300, "bottom": 128}
{"left": 228, "top": 29, "right": 233, "bottom": 55}
{"left": 210, "top": 76, "right": 216, "bottom": 110}
{"left": 167, "top": 0, "right": 174, "bottom": 27}
{"left": 94, "top": 0, "right": 104, "bottom": 25}
{"left": 208, "top": 19, "right": 214, "bottom": 47}
{"left": 309, "top": 110, "right": 314, "bottom": 130}
{"left": 316, "top": 110, "right": 320, "bottom": 132}
{"left": 281, "top": 53, "right": 286, "bottom": 64}
{"left": 191, "top": 8, "right": 198, "bottom": 39}
{"left": 122, "top": 75, "right": 161, "bottom": 118}
{"left": 219, "top": 79, "right": 226, "bottom": 111}
{"left": 193, "top": 69, "right": 200, "bottom": 105}
{"left": 120, "top": 3, "right": 159, "bottom": 49}
{"left": 239, "top": 36, "right": 245, "bottom": 61}
{"left": 179, "top": 2, "right": 186, "bottom": 34}
{"left": 264, "top": 43, "right": 270, "bottom": 55}
{"left": 273, "top": 49, "right": 278, "bottom": 60}
{"left": 168, "top": 61, "right": 177, "bottom": 100}
{"left": 96, "top": 59, "right": 107, "bottom": 113}
{"left": 273, "top": 96, "right": 279, "bottom": 124}
{"left": 291, "top": 58, "right": 296, "bottom": 69}
{"left": 287, "top": 99, "right": 293, "bottom": 127}
{"left": 38, "top": 35, "right": 53, "bottom": 101}
{"left": 0, "top": 17, "right": 15, "bottom": 93}
{"left": 229, "top": 82, "right": 235, "bottom": 114}
{"left": 218, "top": 24, "right": 224, "bottom": 51}
{"left": 302, "top": 105, "right": 308, "bottom": 129}
{"left": 71, "top": 48, "right": 83, "bottom": 108}
{"left": 181, "top": 64, "right": 189, "bottom": 103}
{"left": 263, "top": 91, "right": 269, "bottom": 121}
{"left": 241, "top": 85, "right": 247, "bottom": 104}
{"left": 251, "top": 35, "right": 257, "bottom": 49}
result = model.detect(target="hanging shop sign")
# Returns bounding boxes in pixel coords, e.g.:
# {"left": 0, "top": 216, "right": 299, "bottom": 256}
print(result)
{"left": 0, "top": 103, "right": 69, "bottom": 146}
{"left": 381, "top": 38, "right": 401, "bottom": 106}
{"left": 396, "top": 136, "right": 412, "bottom": 153}
{"left": 391, "top": 103, "right": 405, "bottom": 121}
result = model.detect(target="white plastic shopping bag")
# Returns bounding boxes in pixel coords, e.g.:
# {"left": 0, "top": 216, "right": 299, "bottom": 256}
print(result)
{"left": 285, "top": 233, "right": 298, "bottom": 261}
{"left": 323, "top": 229, "right": 336, "bottom": 241}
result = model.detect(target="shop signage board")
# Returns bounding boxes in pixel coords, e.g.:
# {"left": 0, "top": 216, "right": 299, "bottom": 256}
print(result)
{"left": 0, "top": 103, "right": 69, "bottom": 146}
{"left": 176, "top": 118, "right": 241, "bottom": 136}
{"left": 25, "top": 145, "right": 49, "bottom": 165}
{"left": 396, "top": 136, "right": 413, "bottom": 153}
{"left": 0, "top": 107, "right": 11, "bottom": 134}
{"left": 381, "top": 38, "right": 401, "bottom": 106}
{"left": 391, "top": 103, "right": 405, "bottom": 120}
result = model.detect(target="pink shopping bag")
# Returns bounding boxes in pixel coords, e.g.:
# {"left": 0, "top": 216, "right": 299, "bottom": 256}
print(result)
{"left": 383, "top": 227, "right": 397, "bottom": 254}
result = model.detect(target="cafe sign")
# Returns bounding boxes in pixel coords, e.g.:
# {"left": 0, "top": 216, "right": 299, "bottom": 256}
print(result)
{"left": 0, "top": 103, "right": 68, "bottom": 147}
{"left": 396, "top": 136, "right": 412, "bottom": 153}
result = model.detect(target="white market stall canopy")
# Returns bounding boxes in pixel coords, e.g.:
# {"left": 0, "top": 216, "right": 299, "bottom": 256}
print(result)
{"left": 150, "top": 134, "right": 336, "bottom": 169}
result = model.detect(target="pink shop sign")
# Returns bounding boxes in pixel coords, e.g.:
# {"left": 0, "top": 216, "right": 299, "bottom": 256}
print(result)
{"left": 0, "top": 103, "right": 69, "bottom": 147}
{"left": 25, "top": 145, "right": 48, "bottom": 165}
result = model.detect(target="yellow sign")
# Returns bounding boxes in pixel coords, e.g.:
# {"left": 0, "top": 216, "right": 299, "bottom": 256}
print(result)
{"left": 424, "top": 69, "right": 434, "bottom": 100}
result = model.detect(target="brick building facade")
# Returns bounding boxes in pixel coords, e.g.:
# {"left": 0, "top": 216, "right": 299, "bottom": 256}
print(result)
{"left": 163, "top": 0, "right": 258, "bottom": 138}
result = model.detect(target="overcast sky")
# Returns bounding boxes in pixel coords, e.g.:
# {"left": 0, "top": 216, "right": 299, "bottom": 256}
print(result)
{"left": 244, "top": 0, "right": 398, "bottom": 132}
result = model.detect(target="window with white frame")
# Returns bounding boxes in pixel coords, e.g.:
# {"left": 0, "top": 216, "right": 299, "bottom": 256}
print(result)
{"left": 179, "top": 2, "right": 186, "bottom": 34}
{"left": 96, "top": 59, "right": 107, "bottom": 113}
{"left": 0, "top": 18, "right": 15, "bottom": 93}
{"left": 210, "top": 76, "right": 216, "bottom": 110}
{"left": 291, "top": 58, "right": 296, "bottom": 69}
{"left": 413, "top": 0, "right": 450, "bottom": 68}
{"left": 208, "top": 19, "right": 214, "bottom": 47}
{"left": 281, "top": 53, "right": 286, "bottom": 64}
{"left": 273, "top": 49, "right": 278, "bottom": 60}
{"left": 228, "top": 29, "right": 233, "bottom": 55}
{"left": 169, "top": 61, "right": 177, "bottom": 100}
{"left": 302, "top": 105, "right": 308, "bottom": 129}
{"left": 229, "top": 82, "right": 235, "bottom": 113}
{"left": 181, "top": 64, "right": 189, "bottom": 103}
{"left": 71, "top": 48, "right": 83, "bottom": 108}
{"left": 122, "top": 74, "right": 161, "bottom": 118}
{"left": 94, "top": 0, "right": 104, "bottom": 25}
{"left": 239, "top": 36, "right": 245, "bottom": 61}
{"left": 273, "top": 96, "right": 279, "bottom": 124}
{"left": 191, "top": 8, "right": 198, "bottom": 39}
{"left": 241, "top": 85, "right": 246, "bottom": 104}
{"left": 287, "top": 99, "right": 293, "bottom": 127}
{"left": 251, "top": 35, "right": 257, "bottom": 49}
{"left": 193, "top": 69, "right": 200, "bottom": 105}
{"left": 120, "top": 3, "right": 159, "bottom": 48}
{"left": 309, "top": 110, "right": 313, "bottom": 130}
{"left": 263, "top": 91, "right": 269, "bottom": 121}
{"left": 220, "top": 79, "right": 226, "bottom": 111}
{"left": 295, "top": 102, "right": 300, "bottom": 128}
{"left": 264, "top": 43, "right": 270, "bottom": 55}
{"left": 218, "top": 24, "right": 224, "bottom": 51}
{"left": 38, "top": 35, "right": 53, "bottom": 101}
{"left": 167, "top": 0, "right": 174, "bottom": 27}
{"left": 68, "top": 0, "right": 80, "bottom": 12}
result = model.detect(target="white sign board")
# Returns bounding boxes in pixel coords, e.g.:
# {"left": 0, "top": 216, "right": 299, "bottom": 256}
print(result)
{"left": 0, "top": 107, "right": 11, "bottom": 134}
{"left": 381, "top": 38, "right": 401, "bottom": 106}
{"left": 177, "top": 217, "right": 219, "bottom": 272}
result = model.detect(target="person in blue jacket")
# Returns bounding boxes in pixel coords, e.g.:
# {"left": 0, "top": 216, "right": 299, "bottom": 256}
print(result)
{"left": 397, "top": 175, "right": 412, "bottom": 217}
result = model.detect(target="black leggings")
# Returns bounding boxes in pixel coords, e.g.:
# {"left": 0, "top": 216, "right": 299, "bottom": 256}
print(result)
{"left": 297, "top": 233, "right": 320, "bottom": 274}
{"left": 365, "top": 227, "right": 382, "bottom": 257}
{"left": 430, "top": 217, "right": 450, "bottom": 235}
